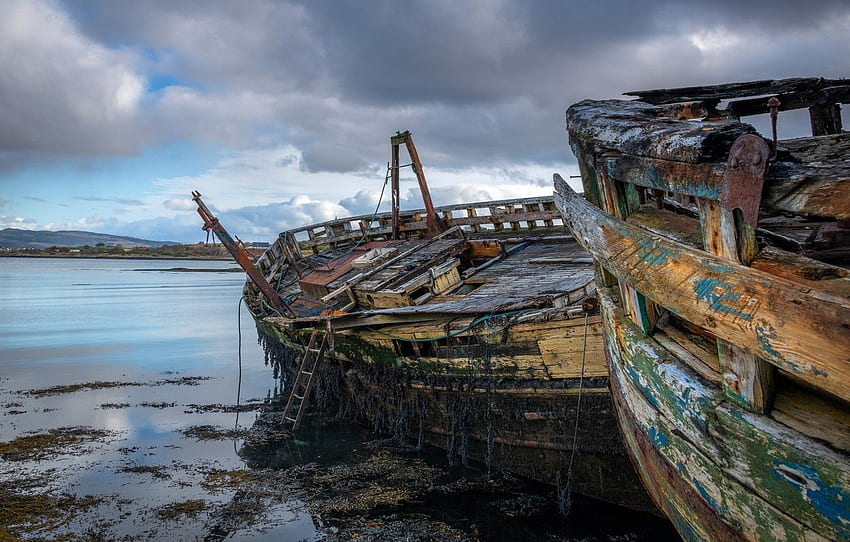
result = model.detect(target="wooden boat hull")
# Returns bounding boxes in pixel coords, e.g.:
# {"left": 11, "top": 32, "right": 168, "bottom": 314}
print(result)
{"left": 598, "top": 285, "right": 850, "bottom": 540}
{"left": 256, "top": 316, "right": 657, "bottom": 513}
{"left": 558, "top": 80, "right": 850, "bottom": 541}
{"left": 555, "top": 184, "right": 850, "bottom": 540}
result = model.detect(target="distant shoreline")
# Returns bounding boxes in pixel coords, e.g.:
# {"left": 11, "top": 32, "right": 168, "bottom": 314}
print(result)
{"left": 0, "top": 253, "right": 235, "bottom": 262}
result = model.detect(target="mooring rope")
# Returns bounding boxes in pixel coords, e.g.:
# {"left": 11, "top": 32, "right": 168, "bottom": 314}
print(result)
{"left": 347, "top": 164, "right": 391, "bottom": 253}
{"left": 233, "top": 296, "right": 245, "bottom": 457}
{"left": 564, "top": 311, "right": 590, "bottom": 508}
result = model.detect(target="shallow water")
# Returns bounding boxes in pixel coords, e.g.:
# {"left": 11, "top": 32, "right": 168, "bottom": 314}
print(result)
{"left": 0, "top": 257, "right": 678, "bottom": 541}
{"left": 0, "top": 257, "right": 316, "bottom": 540}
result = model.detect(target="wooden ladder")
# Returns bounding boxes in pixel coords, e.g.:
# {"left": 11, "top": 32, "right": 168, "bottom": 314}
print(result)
{"left": 283, "top": 329, "right": 328, "bottom": 430}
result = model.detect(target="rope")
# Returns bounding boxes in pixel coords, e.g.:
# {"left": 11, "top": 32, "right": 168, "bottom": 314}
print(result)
{"left": 565, "top": 312, "right": 590, "bottom": 495}
{"left": 233, "top": 296, "right": 245, "bottom": 457}
{"left": 347, "top": 164, "right": 391, "bottom": 253}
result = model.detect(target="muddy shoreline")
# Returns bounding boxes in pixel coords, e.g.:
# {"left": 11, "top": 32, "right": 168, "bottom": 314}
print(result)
{"left": 0, "top": 378, "right": 678, "bottom": 541}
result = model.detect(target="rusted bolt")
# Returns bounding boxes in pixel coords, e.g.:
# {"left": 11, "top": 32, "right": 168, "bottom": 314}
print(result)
{"left": 730, "top": 157, "right": 739, "bottom": 167}
{"left": 752, "top": 154, "right": 762, "bottom": 166}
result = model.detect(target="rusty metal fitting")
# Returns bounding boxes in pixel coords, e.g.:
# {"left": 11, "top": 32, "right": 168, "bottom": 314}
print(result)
{"left": 767, "top": 97, "right": 781, "bottom": 158}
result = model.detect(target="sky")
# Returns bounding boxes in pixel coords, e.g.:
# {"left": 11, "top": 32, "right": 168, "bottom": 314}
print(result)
{"left": 1, "top": 0, "right": 849, "bottom": 243}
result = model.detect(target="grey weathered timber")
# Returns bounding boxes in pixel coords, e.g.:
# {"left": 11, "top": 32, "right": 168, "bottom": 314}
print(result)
{"left": 625, "top": 77, "right": 849, "bottom": 107}
{"left": 567, "top": 100, "right": 756, "bottom": 163}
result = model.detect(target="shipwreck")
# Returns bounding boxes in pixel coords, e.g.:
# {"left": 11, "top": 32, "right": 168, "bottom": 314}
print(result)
{"left": 193, "top": 131, "right": 654, "bottom": 512}
{"left": 556, "top": 78, "right": 850, "bottom": 540}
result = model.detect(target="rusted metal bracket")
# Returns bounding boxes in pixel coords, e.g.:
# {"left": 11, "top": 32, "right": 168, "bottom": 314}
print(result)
{"left": 192, "top": 191, "right": 294, "bottom": 317}
{"left": 720, "top": 134, "right": 770, "bottom": 229}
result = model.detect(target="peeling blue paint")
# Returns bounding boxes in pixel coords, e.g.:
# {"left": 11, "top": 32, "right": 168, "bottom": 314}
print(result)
{"left": 693, "top": 478, "right": 729, "bottom": 516}
{"left": 610, "top": 164, "right": 722, "bottom": 200}
{"left": 771, "top": 462, "right": 850, "bottom": 539}
{"left": 754, "top": 324, "right": 782, "bottom": 363}
{"left": 648, "top": 426, "right": 668, "bottom": 448}
{"left": 624, "top": 363, "right": 661, "bottom": 409}
{"left": 692, "top": 278, "right": 753, "bottom": 321}
{"left": 634, "top": 239, "right": 677, "bottom": 267}
{"left": 666, "top": 499, "right": 703, "bottom": 542}
{"left": 701, "top": 259, "right": 735, "bottom": 274}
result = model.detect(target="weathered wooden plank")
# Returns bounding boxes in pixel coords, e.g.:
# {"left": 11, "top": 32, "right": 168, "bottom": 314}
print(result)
{"left": 601, "top": 287, "right": 850, "bottom": 540}
{"left": 610, "top": 373, "right": 744, "bottom": 542}
{"left": 538, "top": 338, "right": 607, "bottom": 377}
{"left": 771, "top": 386, "right": 850, "bottom": 453}
{"left": 603, "top": 153, "right": 850, "bottom": 219}
{"left": 626, "top": 208, "right": 704, "bottom": 249}
{"left": 763, "top": 162, "right": 850, "bottom": 219}
{"left": 448, "top": 210, "right": 560, "bottom": 226}
{"left": 507, "top": 317, "right": 603, "bottom": 342}
{"left": 554, "top": 175, "right": 850, "bottom": 403}
{"left": 751, "top": 246, "right": 850, "bottom": 299}
{"left": 698, "top": 135, "right": 774, "bottom": 413}
{"left": 726, "top": 85, "right": 850, "bottom": 118}
{"left": 567, "top": 99, "right": 756, "bottom": 163}
{"left": 605, "top": 154, "right": 727, "bottom": 199}
{"left": 653, "top": 327, "right": 721, "bottom": 385}
{"left": 625, "top": 77, "right": 850, "bottom": 106}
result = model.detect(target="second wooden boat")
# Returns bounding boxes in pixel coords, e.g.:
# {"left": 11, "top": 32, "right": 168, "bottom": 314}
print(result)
{"left": 556, "top": 78, "right": 850, "bottom": 540}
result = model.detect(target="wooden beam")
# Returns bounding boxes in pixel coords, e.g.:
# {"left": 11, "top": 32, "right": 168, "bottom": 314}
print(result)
{"left": 568, "top": 99, "right": 756, "bottom": 163}
{"left": 602, "top": 150, "right": 850, "bottom": 220}
{"left": 625, "top": 77, "right": 850, "bottom": 106}
{"left": 554, "top": 176, "right": 850, "bottom": 403}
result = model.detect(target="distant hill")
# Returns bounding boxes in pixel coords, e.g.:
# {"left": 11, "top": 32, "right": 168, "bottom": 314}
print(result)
{"left": 0, "top": 228, "right": 176, "bottom": 249}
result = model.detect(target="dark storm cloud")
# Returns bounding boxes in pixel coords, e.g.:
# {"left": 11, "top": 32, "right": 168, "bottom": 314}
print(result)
{"left": 2, "top": 0, "right": 849, "bottom": 174}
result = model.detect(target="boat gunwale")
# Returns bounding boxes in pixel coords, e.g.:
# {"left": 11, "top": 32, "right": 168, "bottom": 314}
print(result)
{"left": 553, "top": 176, "right": 850, "bottom": 404}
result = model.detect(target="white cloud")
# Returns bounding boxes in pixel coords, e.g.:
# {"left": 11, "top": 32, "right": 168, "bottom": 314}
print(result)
{"left": 163, "top": 198, "right": 196, "bottom": 211}
{"left": 0, "top": 216, "right": 38, "bottom": 229}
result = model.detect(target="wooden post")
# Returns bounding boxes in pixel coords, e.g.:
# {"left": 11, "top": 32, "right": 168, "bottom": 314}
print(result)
{"left": 597, "top": 156, "right": 659, "bottom": 334}
{"left": 700, "top": 135, "right": 774, "bottom": 413}
{"left": 809, "top": 102, "right": 843, "bottom": 136}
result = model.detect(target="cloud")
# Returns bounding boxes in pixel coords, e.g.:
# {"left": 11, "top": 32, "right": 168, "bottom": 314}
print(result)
{"left": 0, "top": 0, "right": 149, "bottom": 157}
{"left": 339, "top": 190, "right": 383, "bottom": 217}
{"left": 5, "top": 0, "right": 850, "bottom": 175}
{"left": 74, "top": 196, "right": 145, "bottom": 206}
{"left": 0, "top": 216, "right": 38, "bottom": 229}
{"left": 0, "top": 198, "right": 6, "bottom": 207}
{"left": 3, "top": 0, "right": 850, "bottom": 240}
{"left": 163, "top": 198, "right": 196, "bottom": 211}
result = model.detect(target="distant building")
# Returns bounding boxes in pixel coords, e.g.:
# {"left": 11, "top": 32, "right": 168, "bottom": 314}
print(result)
{"left": 249, "top": 241, "right": 270, "bottom": 248}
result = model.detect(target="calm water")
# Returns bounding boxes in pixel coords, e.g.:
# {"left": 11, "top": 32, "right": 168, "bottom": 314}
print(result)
{"left": 0, "top": 257, "right": 678, "bottom": 541}
{"left": 0, "top": 257, "right": 322, "bottom": 540}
